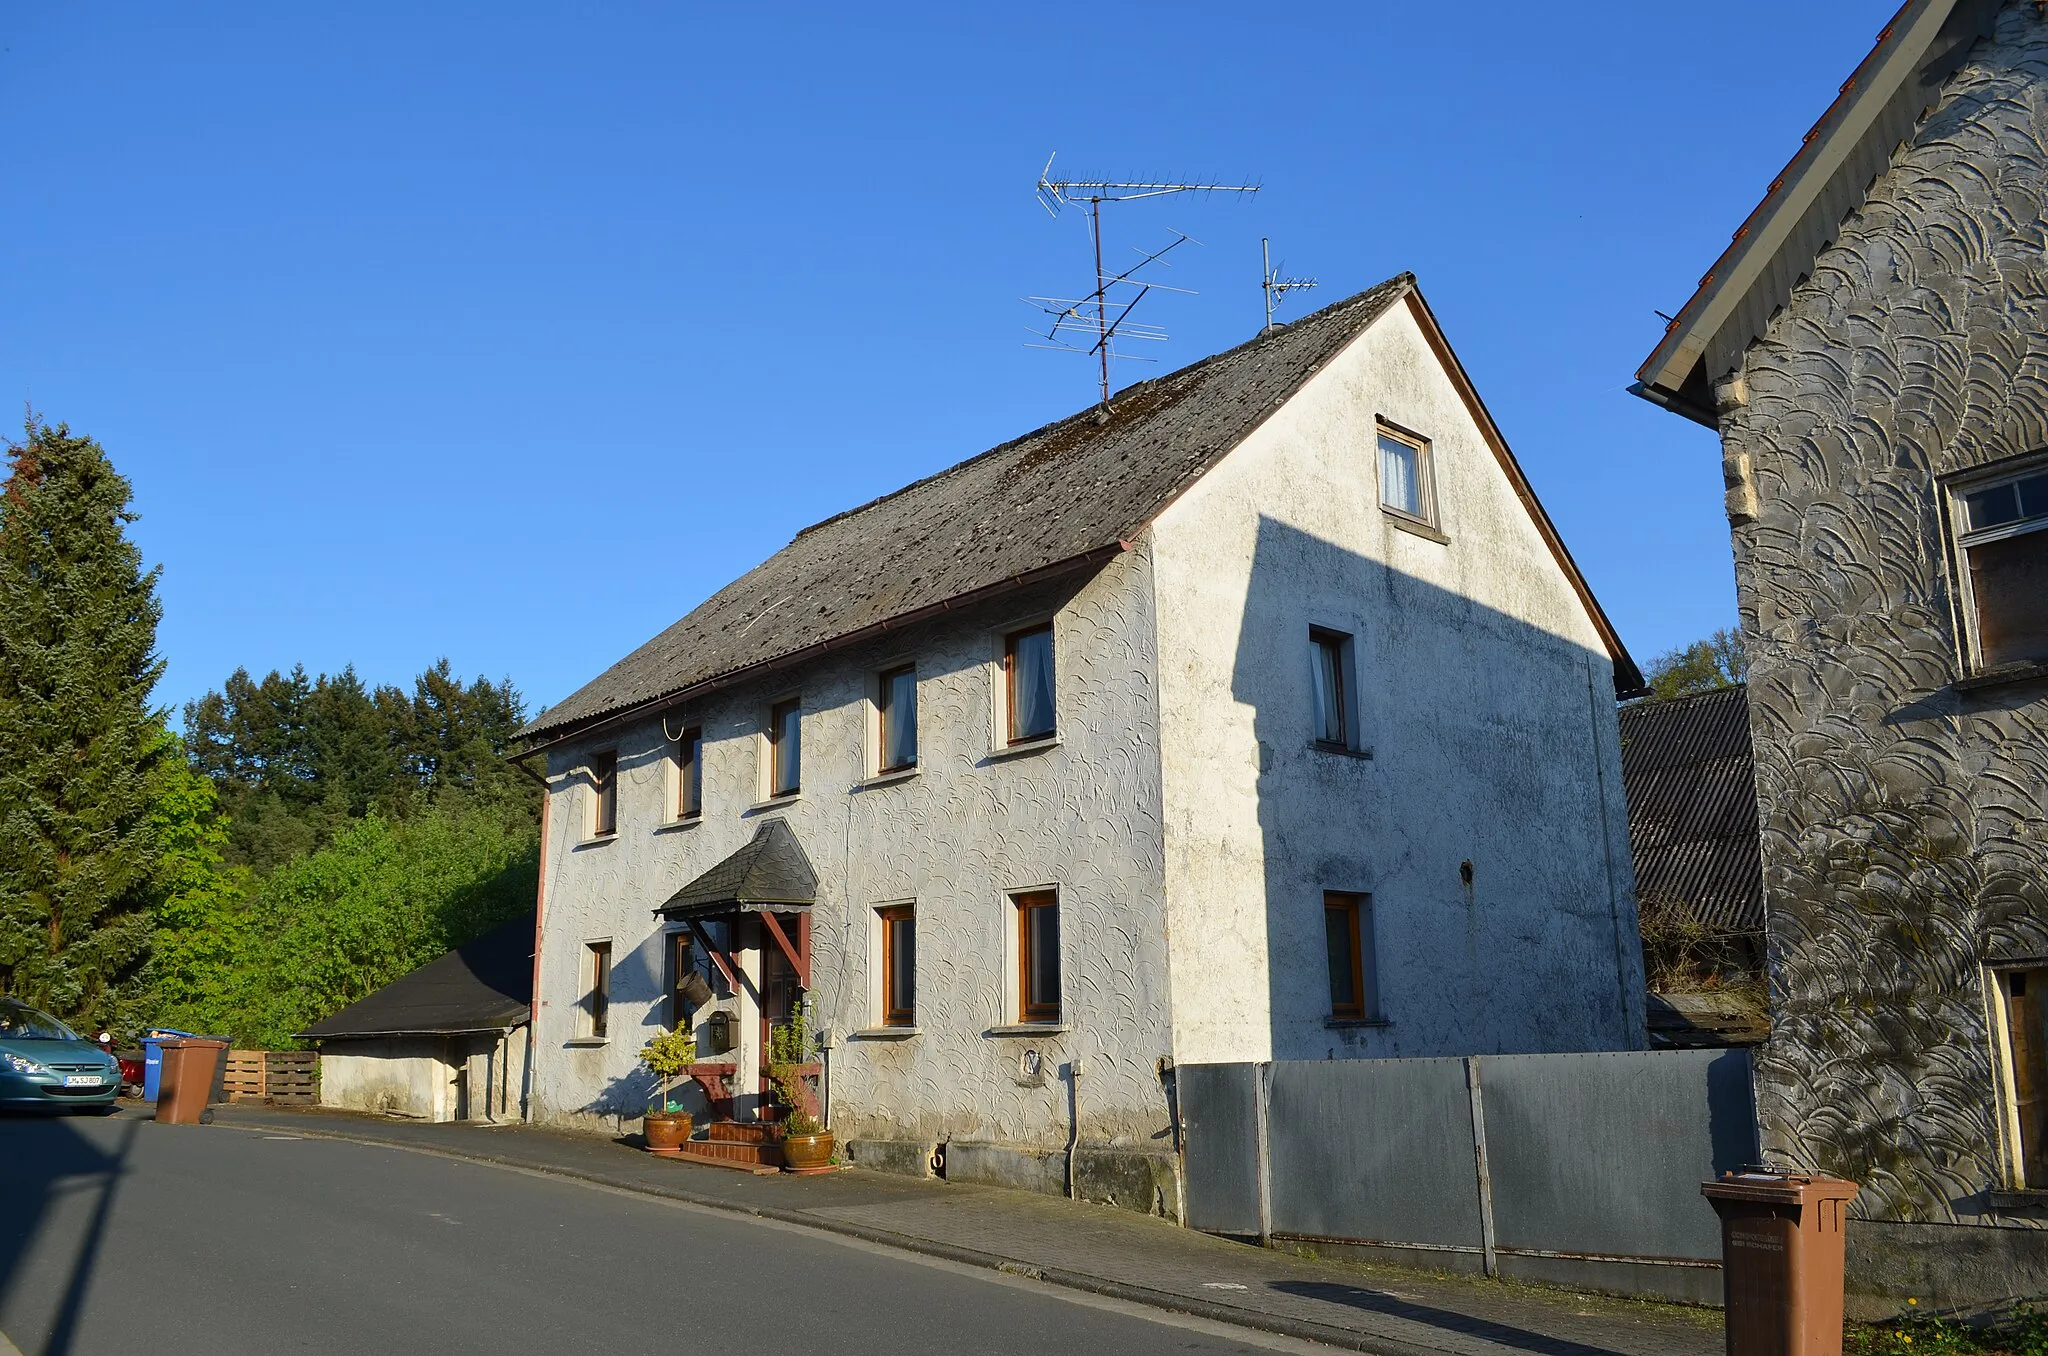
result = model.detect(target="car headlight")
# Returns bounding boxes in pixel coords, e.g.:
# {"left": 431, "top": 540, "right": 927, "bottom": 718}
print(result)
{"left": 1, "top": 1052, "right": 45, "bottom": 1075}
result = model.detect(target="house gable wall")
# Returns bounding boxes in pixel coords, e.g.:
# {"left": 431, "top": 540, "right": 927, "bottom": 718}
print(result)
{"left": 1715, "top": 2, "right": 2048, "bottom": 1239}
{"left": 1148, "top": 298, "right": 1643, "bottom": 1065}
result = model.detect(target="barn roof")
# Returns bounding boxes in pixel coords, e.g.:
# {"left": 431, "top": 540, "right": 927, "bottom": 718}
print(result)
{"left": 1632, "top": 0, "right": 2002, "bottom": 425}
{"left": 299, "top": 911, "right": 533, "bottom": 1040}
{"left": 1618, "top": 685, "right": 1765, "bottom": 934}
{"left": 523, "top": 275, "right": 1640, "bottom": 744}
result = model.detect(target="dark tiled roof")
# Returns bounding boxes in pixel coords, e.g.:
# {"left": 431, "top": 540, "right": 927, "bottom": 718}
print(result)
{"left": 658, "top": 819, "right": 817, "bottom": 919}
{"left": 519, "top": 276, "right": 1419, "bottom": 739}
{"left": 300, "top": 912, "right": 533, "bottom": 1039}
{"left": 1618, "top": 685, "right": 1765, "bottom": 934}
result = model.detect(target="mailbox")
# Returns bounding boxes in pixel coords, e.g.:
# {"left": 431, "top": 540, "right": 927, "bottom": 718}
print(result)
{"left": 705, "top": 1010, "right": 736, "bottom": 1055}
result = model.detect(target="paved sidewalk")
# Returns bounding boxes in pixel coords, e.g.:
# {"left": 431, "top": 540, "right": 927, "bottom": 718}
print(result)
{"left": 204, "top": 1103, "right": 1721, "bottom": 1356}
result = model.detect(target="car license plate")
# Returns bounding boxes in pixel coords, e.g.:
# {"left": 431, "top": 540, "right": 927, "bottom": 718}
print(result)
{"left": 64, "top": 1074, "right": 103, "bottom": 1088}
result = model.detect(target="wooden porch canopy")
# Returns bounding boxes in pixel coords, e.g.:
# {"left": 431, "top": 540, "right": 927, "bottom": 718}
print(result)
{"left": 655, "top": 819, "right": 817, "bottom": 989}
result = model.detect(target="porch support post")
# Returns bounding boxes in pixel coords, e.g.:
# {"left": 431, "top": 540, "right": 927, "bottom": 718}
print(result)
{"left": 761, "top": 911, "right": 811, "bottom": 990}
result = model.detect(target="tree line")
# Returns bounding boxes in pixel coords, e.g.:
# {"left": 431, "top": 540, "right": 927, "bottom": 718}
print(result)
{"left": 0, "top": 419, "right": 538, "bottom": 1045}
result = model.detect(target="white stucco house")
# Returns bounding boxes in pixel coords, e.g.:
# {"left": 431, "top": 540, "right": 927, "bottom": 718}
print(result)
{"left": 514, "top": 274, "right": 1648, "bottom": 1215}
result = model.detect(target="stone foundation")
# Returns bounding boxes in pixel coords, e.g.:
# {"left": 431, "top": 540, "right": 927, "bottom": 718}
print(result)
{"left": 849, "top": 1137, "right": 1181, "bottom": 1220}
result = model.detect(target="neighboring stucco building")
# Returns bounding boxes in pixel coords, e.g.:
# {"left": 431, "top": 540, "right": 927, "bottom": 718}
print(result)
{"left": 302, "top": 912, "right": 533, "bottom": 1123}
{"left": 1632, "top": 0, "right": 2048, "bottom": 1308}
{"left": 518, "top": 274, "right": 1647, "bottom": 1214}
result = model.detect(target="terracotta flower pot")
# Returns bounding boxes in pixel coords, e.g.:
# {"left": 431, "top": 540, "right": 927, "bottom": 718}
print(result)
{"left": 781, "top": 1131, "right": 835, "bottom": 1171}
{"left": 645, "top": 1111, "right": 692, "bottom": 1152}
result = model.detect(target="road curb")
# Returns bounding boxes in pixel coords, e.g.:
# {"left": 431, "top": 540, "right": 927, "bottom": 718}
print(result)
{"left": 221, "top": 1116, "right": 1452, "bottom": 1356}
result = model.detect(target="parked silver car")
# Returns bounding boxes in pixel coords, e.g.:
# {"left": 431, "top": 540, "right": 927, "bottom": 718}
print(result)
{"left": 0, "top": 999, "right": 122, "bottom": 1112}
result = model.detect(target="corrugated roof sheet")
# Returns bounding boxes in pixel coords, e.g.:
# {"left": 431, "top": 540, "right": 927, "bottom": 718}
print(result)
{"left": 300, "top": 912, "right": 533, "bottom": 1040}
{"left": 1618, "top": 685, "right": 1765, "bottom": 934}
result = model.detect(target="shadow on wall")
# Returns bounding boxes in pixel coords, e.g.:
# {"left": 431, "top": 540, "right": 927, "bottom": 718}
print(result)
{"left": 1228, "top": 516, "right": 1639, "bottom": 1061}
{"left": 0, "top": 1112, "right": 137, "bottom": 1356}
{"left": 579, "top": 926, "right": 721, "bottom": 1122}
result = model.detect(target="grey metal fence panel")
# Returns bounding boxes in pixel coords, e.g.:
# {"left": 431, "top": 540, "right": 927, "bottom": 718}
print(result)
{"left": 1266, "top": 1057, "right": 1485, "bottom": 1250}
{"left": 1179, "top": 1062, "right": 1262, "bottom": 1235}
{"left": 1477, "top": 1048, "right": 1755, "bottom": 1262}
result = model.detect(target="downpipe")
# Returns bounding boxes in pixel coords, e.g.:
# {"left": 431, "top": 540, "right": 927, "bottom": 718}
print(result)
{"left": 1065, "top": 1056, "right": 1085, "bottom": 1199}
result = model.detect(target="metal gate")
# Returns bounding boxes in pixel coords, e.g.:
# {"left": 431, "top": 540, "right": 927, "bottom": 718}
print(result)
{"left": 1178, "top": 1048, "right": 1756, "bottom": 1303}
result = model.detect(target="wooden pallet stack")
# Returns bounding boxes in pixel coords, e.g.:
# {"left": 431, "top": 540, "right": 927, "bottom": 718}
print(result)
{"left": 222, "top": 1050, "right": 319, "bottom": 1106}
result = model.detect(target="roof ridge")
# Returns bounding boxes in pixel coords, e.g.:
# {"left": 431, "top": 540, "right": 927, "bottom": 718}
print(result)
{"left": 790, "top": 275, "right": 1415, "bottom": 543}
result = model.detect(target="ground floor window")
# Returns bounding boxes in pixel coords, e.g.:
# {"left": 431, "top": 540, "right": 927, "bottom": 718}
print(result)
{"left": 1324, "top": 892, "right": 1375, "bottom": 1020}
{"left": 585, "top": 941, "right": 612, "bottom": 1040}
{"left": 1014, "top": 890, "right": 1061, "bottom": 1023}
{"left": 1998, "top": 967, "right": 2048, "bottom": 1187}
{"left": 879, "top": 905, "right": 915, "bottom": 1027}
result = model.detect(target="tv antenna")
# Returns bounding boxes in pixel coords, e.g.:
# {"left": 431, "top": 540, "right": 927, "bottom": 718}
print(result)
{"left": 1261, "top": 238, "right": 1317, "bottom": 334}
{"left": 1028, "top": 153, "right": 1259, "bottom": 405}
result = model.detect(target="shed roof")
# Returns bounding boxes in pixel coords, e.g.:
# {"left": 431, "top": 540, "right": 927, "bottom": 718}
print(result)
{"left": 299, "top": 911, "right": 533, "bottom": 1040}
{"left": 1631, "top": 0, "right": 2002, "bottom": 425}
{"left": 1617, "top": 685, "right": 1765, "bottom": 934}
{"left": 523, "top": 275, "right": 1640, "bottom": 743}
{"left": 658, "top": 819, "right": 817, "bottom": 920}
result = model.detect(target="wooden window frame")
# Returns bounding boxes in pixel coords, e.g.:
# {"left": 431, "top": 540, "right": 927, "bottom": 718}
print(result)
{"left": 1324, "top": 892, "right": 1369, "bottom": 1020}
{"left": 1309, "top": 627, "right": 1351, "bottom": 749}
{"left": 1947, "top": 456, "right": 2048, "bottom": 674}
{"left": 879, "top": 905, "right": 916, "bottom": 1027}
{"left": 1015, "top": 890, "right": 1061, "bottom": 1024}
{"left": 1004, "top": 623, "right": 1056, "bottom": 746}
{"left": 876, "top": 665, "right": 918, "bottom": 774}
{"left": 589, "top": 750, "right": 618, "bottom": 838}
{"left": 586, "top": 940, "right": 613, "bottom": 1040}
{"left": 1375, "top": 421, "right": 1438, "bottom": 528}
{"left": 767, "top": 698, "right": 802, "bottom": 798}
{"left": 673, "top": 727, "right": 703, "bottom": 821}
{"left": 1994, "top": 965, "right": 2048, "bottom": 1189}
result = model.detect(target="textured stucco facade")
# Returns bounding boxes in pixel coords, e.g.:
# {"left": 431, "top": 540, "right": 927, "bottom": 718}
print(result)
{"left": 528, "top": 292, "right": 1640, "bottom": 1214}
{"left": 1708, "top": 3, "right": 2048, "bottom": 1307}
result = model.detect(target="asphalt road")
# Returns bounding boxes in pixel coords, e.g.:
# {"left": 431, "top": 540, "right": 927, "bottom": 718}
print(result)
{"left": 0, "top": 1107, "right": 1311, "bottom": 1356}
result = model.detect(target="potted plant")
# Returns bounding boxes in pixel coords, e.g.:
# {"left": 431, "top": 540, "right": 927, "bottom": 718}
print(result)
{"left": 767, "top": 1003, "right": 834, "bottom": 1170}
{"left": 639, "top": 1027, "right": 697, "bottom": 1152}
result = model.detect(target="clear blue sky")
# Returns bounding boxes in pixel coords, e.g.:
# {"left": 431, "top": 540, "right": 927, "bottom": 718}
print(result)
{"left": 1, "top": 4, "right": 1893, "bottom": 719}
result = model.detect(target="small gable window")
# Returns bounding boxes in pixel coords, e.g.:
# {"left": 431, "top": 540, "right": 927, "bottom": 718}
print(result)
{"left": 1377, "top": 423, "right": 1437, "bottom": 527}
{"left": 1956, "top": 466, "right": 2048, "bottom": 671}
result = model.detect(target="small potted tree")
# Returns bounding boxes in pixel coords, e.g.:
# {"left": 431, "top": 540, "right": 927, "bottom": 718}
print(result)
{"left": 640, "top": 1027, "right": 697, "bottom": 1153}
{"left": 766, "top": 1004, "right": 833, "bottom": 1170}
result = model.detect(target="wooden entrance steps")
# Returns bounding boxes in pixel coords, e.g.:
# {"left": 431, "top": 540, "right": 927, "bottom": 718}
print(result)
{"left": 661, "top": 1121, "right": 783, "bottom": 1174}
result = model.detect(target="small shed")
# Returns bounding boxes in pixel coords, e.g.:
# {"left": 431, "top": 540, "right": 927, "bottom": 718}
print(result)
{"left": 300, "top": 911, "right": 534, "bottom": 1122}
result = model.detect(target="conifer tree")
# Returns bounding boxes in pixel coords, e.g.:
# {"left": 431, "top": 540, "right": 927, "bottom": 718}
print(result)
{"left": 0, "top": 420, "right": 166, "bottom": 1024}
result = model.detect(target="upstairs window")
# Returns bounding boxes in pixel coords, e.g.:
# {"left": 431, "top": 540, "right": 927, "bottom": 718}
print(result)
{"left": 1310, "top": 628, "right": 1353, "bottom": 747}
{"left": 768, "top": 698, "right": 802, "bottom": 797}
{"left": 879, "top": 905, "right": 916, "bottom": 1027}
{"left": 1015, "top": 890, "right": 1061, "bottom": 1024}
{"left": 1324, "top": 891, "right": 1376, "bottom": 1020}
{"left": 674, "top": 727, "right": 702, "bottom": 820}
{"left": 1377, "top": 424, "right": 1437, "bottom": 526}
{"left": 1957, "top": 467, "right": 2048, "bottom": 670}
{"left": 1005, "top": 624, "right": 1056, "bottom": 744}
{"left": 589, "top": 750, "right": 618, "bottom": 837}
{"left": 878, "top": 665, "right": 918, "bottom": 773}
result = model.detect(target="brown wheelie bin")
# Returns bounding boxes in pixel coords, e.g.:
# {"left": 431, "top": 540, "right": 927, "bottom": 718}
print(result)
{"left": 154, "top": 1038, "right": 228, "bottom": 1124}
{"left": 1702, "top": 1171, "right": 1861, "bottom": 1356}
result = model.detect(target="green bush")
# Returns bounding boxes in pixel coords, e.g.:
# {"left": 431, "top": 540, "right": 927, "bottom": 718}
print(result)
{"left": 151, "top": 805, "right": 535, "bottom": 1048}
